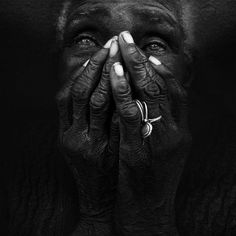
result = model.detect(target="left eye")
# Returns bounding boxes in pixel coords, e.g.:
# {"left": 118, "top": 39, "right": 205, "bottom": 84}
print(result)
{"left": 73, "top": 36, "right": 98, "bottom": 49}
{"left": 144, "top": 41, "right": 167, "bottom": 54}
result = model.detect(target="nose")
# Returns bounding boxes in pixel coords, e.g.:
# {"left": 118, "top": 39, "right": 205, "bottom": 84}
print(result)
{"left": 106, "top": 6, "right": 134, "bottom": 36}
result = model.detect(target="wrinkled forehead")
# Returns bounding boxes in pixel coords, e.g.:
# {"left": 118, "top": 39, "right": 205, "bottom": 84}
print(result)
{"left": 71, "top": 0, "right": 181, "bottom": 10}
{"left": 57, "top": 0, "right": 183, "bottom": 42}
{"left": 68, "top": 0, "right": 182, "bottom": 20}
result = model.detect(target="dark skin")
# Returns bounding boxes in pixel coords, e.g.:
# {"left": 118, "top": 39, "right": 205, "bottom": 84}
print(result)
{"left": 57, "top": 0, "right": 191, "bottom": 235}
{"left": 4, "top": 1, "right": 236, "bottom": 235}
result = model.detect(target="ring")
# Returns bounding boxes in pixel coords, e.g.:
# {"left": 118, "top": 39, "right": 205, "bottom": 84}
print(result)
{"left": 135, "top": 100, "right": 162, "bottom": 138}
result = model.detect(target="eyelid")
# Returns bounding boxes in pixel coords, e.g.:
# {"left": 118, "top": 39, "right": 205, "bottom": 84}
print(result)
{"left": 145, "top": 37, "right": 167, "bottom": 46}
{"left": 141, "top": 37, "right": 168, "bottom": 51}
{"left": 73, "top": 33, "right": 100, "bottom": 46}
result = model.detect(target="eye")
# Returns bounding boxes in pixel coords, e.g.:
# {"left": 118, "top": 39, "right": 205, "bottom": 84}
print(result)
{"left": 73, "top": 34, "right": 99, "bottom": 49}
{"left": 143, "top": 40, "right": 167, "bottom": 55}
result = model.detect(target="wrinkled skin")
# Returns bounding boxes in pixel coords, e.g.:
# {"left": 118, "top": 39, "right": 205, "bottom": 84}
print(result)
{"left": 56, "top": 0, "right": 192, "bottom": 235}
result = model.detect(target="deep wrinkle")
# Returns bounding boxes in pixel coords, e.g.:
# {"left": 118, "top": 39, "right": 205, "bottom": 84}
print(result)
{"left": 67, "top": 4, "right": 178, "bottom": 29}
{"left": 68, "top": 0, "right": 181, "bottom": 17}
{"left": 64, "top": 4, "right": 182, "bottom": 52}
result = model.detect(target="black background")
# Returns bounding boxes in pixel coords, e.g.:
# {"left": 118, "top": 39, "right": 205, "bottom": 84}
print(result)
{"left": 0, "top": 0, "right": 236, "bottom": 234}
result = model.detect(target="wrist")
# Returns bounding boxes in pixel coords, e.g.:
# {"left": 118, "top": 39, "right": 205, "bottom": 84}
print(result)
{"left": 115, "top": 159, "right": 182, "bottom": 235}
{"left": 115, "top": 195, "right": 178, "bottom": 235}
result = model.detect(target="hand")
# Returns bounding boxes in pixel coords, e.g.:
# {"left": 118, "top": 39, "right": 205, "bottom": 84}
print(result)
{"left": 56, "top": 37, "right": 120, "bottom": 235}
{"left": 110, "top": 32, "right": 191, "bottom": 235}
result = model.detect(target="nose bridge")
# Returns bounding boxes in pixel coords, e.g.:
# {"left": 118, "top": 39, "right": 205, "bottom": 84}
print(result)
{"left": 108, "top": 4, "right": 134, "bottom": 34}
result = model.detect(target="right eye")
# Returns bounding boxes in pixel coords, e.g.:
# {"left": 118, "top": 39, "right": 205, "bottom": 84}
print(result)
{"left": 73, "top": 35, "right": 99, "bottom": 49}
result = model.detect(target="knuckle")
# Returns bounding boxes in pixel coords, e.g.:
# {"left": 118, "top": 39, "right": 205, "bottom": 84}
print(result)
{"left": 135, "top": 77, "right": 149, "bottom": 89}
{"left": 126, "top": 44, "right": 137, "bottom": 56}
{"left": 72, "top": 80, "right": 89, "bottom": 100}
{"left": 55, "top": 90, "right": 67, "bottom": 105}
{"left": 90, "top": 92, "right": 107, "bottom": 110}
{"left": 103, "top": 61, "right": 112, "bottom": 76}
{"left": 56, "top": 91, "right": 70, "bottom": 112}
{"left": 62, "top": 134, "right": 80, "bottom": 154}
{"left": 88, "top": 57, "right": 101, "bottom": 70}
{"left": 144, "top": 81, "right": 161, "bottom": 98}
{"left": 61, "top": 128, "right": 108, "bottom": 166}
{"left": 150, "top": 73, "right": 167, "bottom": 92}
{"left": 127, "top": 45, "right": 147, "bottom": 64}
{"left": 115, "top": 81, "right": 129, "bottom": 95}
{"left": 56, "top": 83, "right": 71, "bottom": 103}
{"left": 79, "top": 70, "right": 94, "bottom": 83}
{"left": 99, "top": 75, "right": 110, "bottom": 91}
{"left": 120, "top": 103, "right": 139, "bottom": 121}
{"left": 62, "top": 128, "right": 88, "bottom": 154}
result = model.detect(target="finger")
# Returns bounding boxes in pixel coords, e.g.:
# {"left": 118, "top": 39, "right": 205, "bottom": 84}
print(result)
{"left": 149, "top": 57, "right": 188, "bottom": 127}
{"left": 56, "top": 66, "right": 85, "bottom": 133}
{"left": 101, "top": 111, "right": 120, "bottom": 171}
{"left": 71, "top": 40, "right": 111, "bottom": 129}
{"left": 109, "top": 111, "right": 120, "bottom": 154}
{"left": 118, "top": 31, "right": 167, "bottom": 98}
{"left": 148, "top": 56, "right": 182, "bottom": 97}
{"left": 110, "top": 62, "right": 142, "bottom": 147}
{"left": 89, "top": 38, "right": 121, "bottom": 137}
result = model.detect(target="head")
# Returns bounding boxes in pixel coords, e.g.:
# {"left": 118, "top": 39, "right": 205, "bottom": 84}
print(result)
{"left": 56, "top": 0, "right": 193, "bottom": 86}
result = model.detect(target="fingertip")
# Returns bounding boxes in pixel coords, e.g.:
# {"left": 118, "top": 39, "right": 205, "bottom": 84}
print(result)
{"left": 113, "top": 62, "right": 124, "bottom": 77}
{"left": 110, "top": 63, "right": 129, "bottom": 96}
{"left": 109, "top": 40, "right": 119, "bottom": 57}
{"left": 103, "top": 36, "right": 119, "bottom": 50}
{"left": 110, "top": 62, "right": 122, "bottom": 88}
{"left": 112, "top": 35, "right": 118, "bottom": 41}
{"left": 148, "top": 56, "right": 161, "bottom": 66}
{"left": 103, "top": 38, "right": 114, "bottom": 49}
{"left": 119, "top": 31, "right": 134, "bottom": 44}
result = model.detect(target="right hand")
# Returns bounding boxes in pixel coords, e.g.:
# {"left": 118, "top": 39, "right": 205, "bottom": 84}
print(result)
{"left": 56, "top": 37, "right": 120, "bottom": 224}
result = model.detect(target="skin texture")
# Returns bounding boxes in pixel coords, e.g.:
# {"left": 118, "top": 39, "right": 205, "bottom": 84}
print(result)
{"left": 5, "top": 0, "right": 236, "bottom": 236}
{"left": 56, "top": 0, "right": 191, "bottom": 235}
{"left": 57, "top": 40, "right": 121, "bottom": 235}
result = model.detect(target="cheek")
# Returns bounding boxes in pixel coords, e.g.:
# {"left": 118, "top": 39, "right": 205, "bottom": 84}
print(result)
{"left": 159, "top": 54, "right": 186, "bottom": 82}
{"left": 62, "top": 47, "right": 88, "bottom": 68}
{"left": 59, "top": 47, "right": 92, "bottom": 79}
{"left": 58, "top": 48, "right": 86, "bottom": 82}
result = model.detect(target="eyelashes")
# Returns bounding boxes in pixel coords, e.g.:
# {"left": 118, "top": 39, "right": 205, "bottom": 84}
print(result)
{"left": 142, "top": 40, "right": 168, "bottom": 55}
{"left": 68, "top": 32, "right": 169, "bottom": 55}
{"left": 72, "top": 34, "right": 100, "bottom": 50}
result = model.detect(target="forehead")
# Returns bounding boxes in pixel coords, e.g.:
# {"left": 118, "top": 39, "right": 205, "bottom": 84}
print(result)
{"left": 68, "top": 0, "right": 181, "bottom": 23}
{"left": 71, "top": 0, "right": 180, "bottom": 10}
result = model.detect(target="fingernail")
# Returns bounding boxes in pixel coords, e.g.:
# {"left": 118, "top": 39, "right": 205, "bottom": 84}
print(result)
{"left": 121, "top": 31, "right": 134, "bottom": 44}
{"left": 109, "top": 40, "right": 119, "bottom": 57}
{"left": 112, "top": 35, "right": 118, "bottom": 41}
{"left": 83, "top": 59, "right": 90, "bottom": 67}
{"left": 113, "top": 62, "right": 124, "bottom": 77}
{"left": 104, "top": 38, "right": 114, "bottom": 49}
{"left": 148, "top": 56, "right": 161, "bottom": 66}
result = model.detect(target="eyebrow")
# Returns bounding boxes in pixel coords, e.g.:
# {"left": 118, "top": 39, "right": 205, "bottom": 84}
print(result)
{"left": 67, "top": 5, "right": 111, "bottom": 24}
{"left": 67, "top": 3, "right": 178, "bottom": 28}
{"left": 132, "top": 6, "right": 178, "bottom": 26}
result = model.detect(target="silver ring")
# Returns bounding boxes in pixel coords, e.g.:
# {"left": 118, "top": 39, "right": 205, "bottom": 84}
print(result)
{"left": 135, "top": 99, "right": 162, "bottom": 139}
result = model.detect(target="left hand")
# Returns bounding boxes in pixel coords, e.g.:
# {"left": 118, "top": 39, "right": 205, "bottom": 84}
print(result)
{"left": 110, "top": 31, "right": 191, "bottom": 235}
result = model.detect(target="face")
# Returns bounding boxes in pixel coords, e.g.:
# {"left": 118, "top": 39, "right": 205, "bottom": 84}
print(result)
{"left": 59, "top": 0, "right": 187, "bottom": 83}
